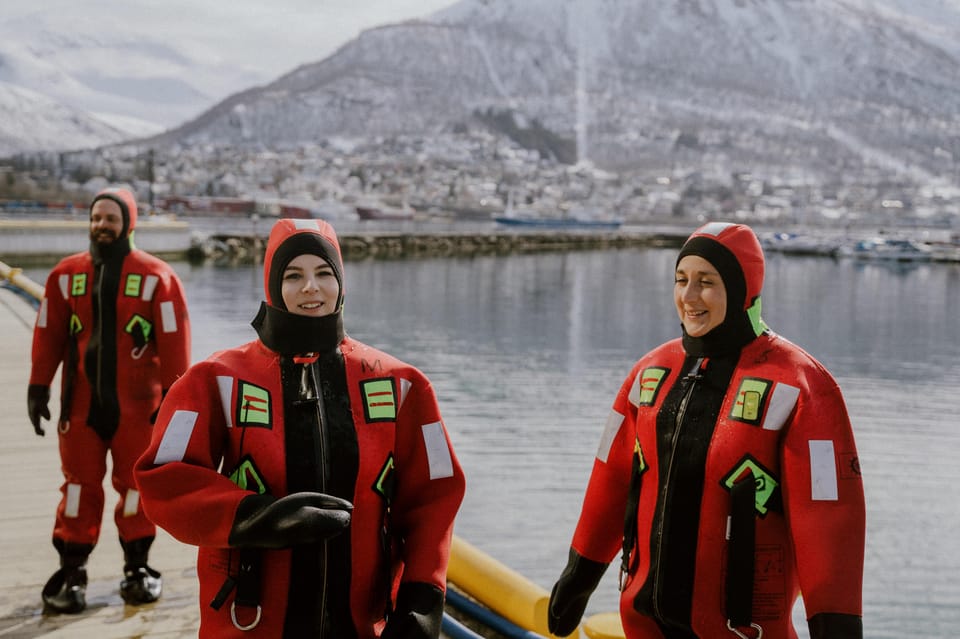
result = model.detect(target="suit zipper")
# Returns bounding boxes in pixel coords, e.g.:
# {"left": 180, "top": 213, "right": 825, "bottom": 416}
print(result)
{"left": 652, "top": 357, "right": 704, "bottom": 619}
{"left": 302, "top": 361, "right": 329, "bottom": 637}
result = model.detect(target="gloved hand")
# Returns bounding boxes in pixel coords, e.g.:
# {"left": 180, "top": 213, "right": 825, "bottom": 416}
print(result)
{"left": 381, "top": 582, "right": 445, "bottom": 639}
{"left": 228, "top": 492, "right": 352, "bottom": 549}
{"left": 149, "top": 388, "right": 168, "bottom": 425}
{"left": 547, "top": 547, "right": 609, "bottom": 637}
{"left": 27, "top": 384, "right": 51, "bottom": 436}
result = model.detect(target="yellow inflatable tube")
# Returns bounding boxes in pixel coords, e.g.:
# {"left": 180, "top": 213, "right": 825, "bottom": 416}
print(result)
{"left": 447, "top": 535, "right": 557, "bottom": 637}
{"left": 0, "top": 260, "right": 44, "bottom": 302}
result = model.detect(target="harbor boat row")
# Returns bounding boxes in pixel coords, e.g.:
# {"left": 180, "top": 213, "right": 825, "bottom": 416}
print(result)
{"left": 760, "top": 230, "right": 960, "bottom": 263}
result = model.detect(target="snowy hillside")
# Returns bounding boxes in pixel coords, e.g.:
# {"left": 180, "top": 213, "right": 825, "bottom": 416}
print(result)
{"left": 0, "top": 82, "right": 130, "bottom": 156}
{"left": 147, "top": 0, "right": 960, "bottom": 180}
{"left": 2, "top": 0, "right": 959, "bottom": 180}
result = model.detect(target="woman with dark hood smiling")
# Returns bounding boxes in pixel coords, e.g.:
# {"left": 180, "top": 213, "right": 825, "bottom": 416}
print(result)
{"left": 547, "top": 222, "right": 865, "bottom": 639}
{"left": 135, "top": 218, "right": 465, "bottom": 638}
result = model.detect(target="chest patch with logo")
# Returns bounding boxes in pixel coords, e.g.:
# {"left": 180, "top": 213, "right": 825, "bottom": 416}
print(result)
{"left": 730, "top": 377, "right": 772, "bottom": 425}
{"left": 237, "top": 381, "right": 272, "bottom": 428}
{"left": 71, "top": 273, "right": 87, "bottom": 297}
{"left": 632, "top": 366, "right": 670, "bottom": 407}
{"left": 361, "top": 377, "right": 397, "bottom": 422}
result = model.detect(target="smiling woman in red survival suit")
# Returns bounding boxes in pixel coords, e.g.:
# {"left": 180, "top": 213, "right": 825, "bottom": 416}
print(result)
{"left": 547, "top": 222, "right": 865, "bottom": 639}
{"left": 135, "top": 218, "right": 466, "bottom": 638}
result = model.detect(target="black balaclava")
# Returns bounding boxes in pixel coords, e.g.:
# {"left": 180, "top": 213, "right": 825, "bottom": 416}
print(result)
{"left": 675, "top": 222, "right": 767, "bottom": 358}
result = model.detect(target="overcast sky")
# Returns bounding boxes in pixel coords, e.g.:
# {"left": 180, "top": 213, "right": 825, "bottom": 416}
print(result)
{"left": 9, "top": 0, "right": 460, "bottom": 81}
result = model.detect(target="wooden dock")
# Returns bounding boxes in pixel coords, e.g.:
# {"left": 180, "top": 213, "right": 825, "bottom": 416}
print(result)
{"left": 0, "top": 285, "right": 200, "bottom": 638}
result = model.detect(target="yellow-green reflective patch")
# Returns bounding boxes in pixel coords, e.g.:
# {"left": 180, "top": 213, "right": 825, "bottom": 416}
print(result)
{"left": 238, "top": 382, "right": 271, "bottom": 427}
{"left": 124, "top": 314, "right": 152, "bottom": 341}
{"left": 730, "top": 377, "right": 771, "bottom": 425}
{"left": 373, "top": 454, "right": 396, "bottom": 500}
{"left": 124, "top": 274, "right": 143, "bottom": 297}
{"left": 362, "top": 378, "right": 397, "bottom": 422}
{"left": 634, "top": 437, "right": 647, "bottom": 474}
{"left": 71, "top": 274, "right": 87, "bottom": 297}
{"left": 69, "top": 314, "right": 83, "bottom": 335}
{"left": 638, "top": 367, "right": 669, "bottom": 406}
{"left": 228, "top": 457, "right": 268, "bottom": 494}
{"left": 722, "top": 456, "right": 779, "bottom": 516}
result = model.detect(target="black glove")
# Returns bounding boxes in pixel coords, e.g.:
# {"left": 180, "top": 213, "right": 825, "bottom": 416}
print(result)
{"left": 149, "top": 388, "right": 168, "bottom": 425}
{"left": 381, "top": 582, "right": 445, "bottom": 639}
{"left": 27, "top": 384, "right": 51, "bottom": 436}
{"left": 808, "top": 612, "right": 863, "bottom": 639}
{"left": 228, "top": 492, "right": 352, "bottom": 549}
{"left": 547, "top": 548, "right": 609, "bottom": 637}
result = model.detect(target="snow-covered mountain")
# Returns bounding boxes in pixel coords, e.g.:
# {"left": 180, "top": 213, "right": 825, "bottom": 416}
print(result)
{"left": 0, "top": 2, "right": 266, "bottom": 146}
{"left": 0, "top": 82, "right": 131, "bottom": 156}
{"left": 143, "top": 0, "right": 960, "bottom": 180}
{"left": 4, "top": 0, "right": 959, "bottom": 182}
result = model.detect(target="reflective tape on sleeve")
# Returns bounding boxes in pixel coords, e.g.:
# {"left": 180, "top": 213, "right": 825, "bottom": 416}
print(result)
{"left": 421, "top": 421, "right": 454, "bottom": 480}
{"left": 809, "top": 439, "right": 838, "bottom": 501}
{"left": 38, "top": 298, "right": 48, "bottom": 328}
{"left": 154, "top": 410, "right": 199, "bottom": 464}
{"left": 597, "top": 410, "right": 625, "bottom": 463}
{"left": 217, "top": 376, "right": 234, "bottom": 428}
{"left": 160, "top": 301, "right": 177, "bottom": 333}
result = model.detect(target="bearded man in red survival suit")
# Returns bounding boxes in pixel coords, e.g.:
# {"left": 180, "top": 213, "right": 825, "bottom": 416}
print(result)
{"left": 547, "top": 223, "right": 865, "bottom": 639}
{"left": 135, "top": 218, "right": 466, "bottom": 638}
{"left": 27, "top": 187, "right": 191, "bottom": 613}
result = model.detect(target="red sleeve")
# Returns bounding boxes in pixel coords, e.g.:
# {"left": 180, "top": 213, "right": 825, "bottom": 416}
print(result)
{"left": 135, "top": 361, "right": 246, "bottom": 548}
{"left": 153, "top": 266, "right": 191, "bottom": 389}
{"left": 390, "top": 371, "right": 466, "bottom": 590}
{"left": 30, "top": 265, "right": 70, "bottom": 386}
{"left": 781, "top": 370, "right": 865, "bottom": 619}
{"left": 570, "top": 364, "right": 640, "bottom": 564}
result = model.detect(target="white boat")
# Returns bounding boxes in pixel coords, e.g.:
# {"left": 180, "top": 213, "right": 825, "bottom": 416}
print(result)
{"left": 760, "top": 232, "right": 841, "bottom": 257}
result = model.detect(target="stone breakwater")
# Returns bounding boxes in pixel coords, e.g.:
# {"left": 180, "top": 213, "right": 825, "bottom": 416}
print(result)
{"left": 0, "top": 217, "right": 689, "bottom": 266}
{"left": 199, "top": 229, "right": 687, "bottom": 264}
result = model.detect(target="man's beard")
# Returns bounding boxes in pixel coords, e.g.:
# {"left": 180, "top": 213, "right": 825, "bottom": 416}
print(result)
{"left": 90, "top": 230, "right": 118, "bottom": 244}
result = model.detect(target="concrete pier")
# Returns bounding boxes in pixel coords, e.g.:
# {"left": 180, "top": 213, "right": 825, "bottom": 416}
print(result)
{"left": 0, "top": 285, "right": 200, "bottom": 638}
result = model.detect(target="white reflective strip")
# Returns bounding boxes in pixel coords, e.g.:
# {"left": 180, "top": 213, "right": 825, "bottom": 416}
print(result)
{"left": 809, "top": 440, "right": 838, "bottom": 501}
{"left": 627, "top": 371, "right": 642, "bottom": 407}
{"left": 763, "top": 383, "right": 800, "bottom": 431}
{"left": 217, "top": 376, "right": 234, "bottom": 428}
{"left": 142, "top": 275, "right": 159, "bottom": 301}
{"left": 38, "top": 298, "right": 48, "bottom": 328}
{"left": 292, "top": 219, "right": 319, "bottom": 230}
{"left": 123, "top": 489, "right": 140, "bottom": 517}
{"left": 421, "top": 421, "right": 454, "bottom": 480}
{"left": 153, "top": 410, "right": 199, "bottom": 464}
{"left": 160, "top": 300, "right": 177, "bottom": 333}
{"left": 697, "top": 222, "right": 735, "bottom": 237}
{"left": 596, "top": 410, "right": 625, "bottom": 463}
{"left": 398, "top": 378, "right": 412, "bottom": 410}
{"left": 64, "top": 483, "right": 81, "bottom": 518}
{"left": 58, "top": 274, "right": 69, "bottom": 300}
